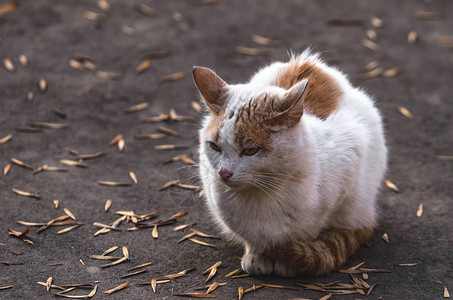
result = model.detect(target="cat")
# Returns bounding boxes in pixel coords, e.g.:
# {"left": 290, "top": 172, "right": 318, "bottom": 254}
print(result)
{"left": 193, "top": 50, "right": 387, "bottom": 277}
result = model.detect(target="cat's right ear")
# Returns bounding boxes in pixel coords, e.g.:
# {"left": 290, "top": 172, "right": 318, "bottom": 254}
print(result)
{"left": 193, "top": 66, "right": 228, "bottom": 114}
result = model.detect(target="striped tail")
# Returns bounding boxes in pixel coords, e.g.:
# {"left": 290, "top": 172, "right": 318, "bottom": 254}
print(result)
{"left": 271, "top": 227, "right": 373, "bottom": 276}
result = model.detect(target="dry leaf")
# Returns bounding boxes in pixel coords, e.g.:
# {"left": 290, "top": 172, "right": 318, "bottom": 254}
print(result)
{"left": 189, "top": 238, "right": 217, "bottom": 248}
{"left": 135, "top": 3, "right": 157, "bottom": 17}
{"left": 225, "top": 268, "right": 242, "bottom": 278}
{"left": 57, "top": 225, "right": 80, "bottom": 234}
{"left": 370, "top": 16, "right": 383, "bottom": 27}
{"left": 365, "top": 60, "right": 378, "bottom": 71}
{"left": 408, "top": 31, "right": 418, "bottom": 45}
{"left": 12, "top": 188, "right": 40, "bottom": 199}
{"left": 151, "top": 278, "right": 157, "bottom": 293}
{"left": 152, "top": 225, "right": 158, "bottom": 239}
{"left": 435, "top": 35, "right": 453, "bottom": 45}
{"left": 108, "top": 134, "right": 123, "bottom": 146}
{"left": 236, "top": 46, "right": 271, "bottom": 56}
{"left": 4, "top": 164, "right": 11, "bottom": 175}
{"left": 120, "top": 269, "right": 147, "bottom": 278}
{"left": 3, "top": 58, "right": 15, "bottom": 72}
{"left": 173, "top": 293, "right": 216, "bottom": 298}
{"left": 154, "top": 144, "right": 189, "bottom": 151}
{"left": 104, "top": 282, "right": 129, "bottom": 295}
{"left": 39, "top": 78, "right": 47, "bottom": 92}
{"left": 135, "top": 133, "right": 166, "bottom": 140}
{"left": 438, "top": 155, "right": 453, "bottom": 161}
{"left": 157, "top": 126, "right": 181, "bottom": 137}
{"left": 414, "top": 11, "right": 443, "bottom": 20}
{"left": 0, "top": 2, "right": 19, "bottom": 17}
{"left": 398, "top": 106, "right": 414, "bottom": 119}
{"left": 416, "top": 203, "right": 423, "bottom": 217}
{"left": 159, "top": 179, "right": 180, "bottom": 191}
{"left": 46, "top": 277, "right": 53, "bottom": 292}
{"left": 128, "top": 262, "right": 152, "bottom": 272}
{"left": 98, "top": 0, "right": 110, "bottom": 12}
{"left": 0, "top": 134, "right": 12, "bottom": 144}
{"left": 64, "top": 208, "right": 76, "bottom": 220}
{"left": 94, "top": 70, "right": 120, "bottom": 80}
{"left": 102, "top": 246, "right": 119, "bottom": 256}
{"left": 101, "top": 256, "right": 128, "bottom": 268}
{"left": 0, "top": 286, "right": 12, "bottom": 290}
{"left": 172, "top": 11, "right": 182, "bottom": 22}
{"left": 60, "top": 160, "right": 88, "bottom": 168}
{"left": 11, "top": 158, "right": 33, "bottom": 170}
{"left": 384, "top": 179, "right": 399, "bottom": 192}
{"left": 135, "top": 61, "right": 150, "bottom": 74}
{"left": 383, "top": 67, "right": 403, "bottom": 78}
{"left": 98, "top": 181, "right": 132, "bottom": 187}
{"left": 444, "top": 286, "right": 450, "bottom": 298}
{"left": 398, "top": 263, "right": 418, "bottom": 267}
{"left": 121, "top": 25, "right": 136, "bottom": 36}
{"left": 362, "top": 39, "right": 379, "bottom": 51}
{"left": 172, "top": 223, "right": 194, "bottom": 231}
{"left": 105, "top": 199, "right": 112, "bottom": 212}
{"left": 366, "top": 29, "right": 377, "bottom": 41}
{"left": 243, "top": 284, "right": 263, "bottom": 294}
{"left": 251, "top": 34, "right": 280, "bottom": 48}
{"left": 381, "top": 233, "right": 389, "bottom": 243}
{"left": 358, "top": 68, "right": 382, "bottom": 81}
{"left": 160, "top": 71, "right": 186, "bottom": 83}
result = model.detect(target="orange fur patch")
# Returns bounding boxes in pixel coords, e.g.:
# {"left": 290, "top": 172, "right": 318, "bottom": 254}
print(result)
{"left": 274, "top": 61, "right": 342, "bottom": 119}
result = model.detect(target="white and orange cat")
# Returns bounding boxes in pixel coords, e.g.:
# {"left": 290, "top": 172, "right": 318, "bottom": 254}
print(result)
{"left": 193, "top": 50, "right": 387, "bottom": 277}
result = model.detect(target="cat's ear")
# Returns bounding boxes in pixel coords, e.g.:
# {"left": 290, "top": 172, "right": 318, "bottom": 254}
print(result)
{"left": 272, "top": 79, "right": 308, "bottom": 128}
{"left": 193, "top": 66, "right": 228, "bottom": 114}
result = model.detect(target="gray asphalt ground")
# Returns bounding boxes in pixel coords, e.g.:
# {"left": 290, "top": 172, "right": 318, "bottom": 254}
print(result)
{"left": 0, "top": 0, "right": 452, "bottom": 299}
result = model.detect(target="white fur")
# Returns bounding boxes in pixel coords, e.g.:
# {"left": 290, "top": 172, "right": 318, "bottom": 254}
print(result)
{"left": 198, "top": 51, "right": 387, "bottom": 276}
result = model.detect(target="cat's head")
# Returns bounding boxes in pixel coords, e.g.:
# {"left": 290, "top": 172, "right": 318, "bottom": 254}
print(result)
{"left": 193, "top": 66, "right": 307, "bottom": 190}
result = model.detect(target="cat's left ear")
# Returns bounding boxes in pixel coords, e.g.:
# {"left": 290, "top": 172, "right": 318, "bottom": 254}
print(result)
{"left": 272, "top": 79, "right": 308, "bottom": 128}
{"left": 193, "top": 66, "right": 229, "bottom": 115}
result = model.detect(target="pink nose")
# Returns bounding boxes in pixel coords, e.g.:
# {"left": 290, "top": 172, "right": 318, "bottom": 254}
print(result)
{"left": 218, "top": 170, "right": 233, "bottom": 181}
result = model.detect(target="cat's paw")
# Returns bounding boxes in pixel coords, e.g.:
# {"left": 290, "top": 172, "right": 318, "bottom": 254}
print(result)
{"left": 241, "top": 253, "right": 274, "bottom": 275}
{"left": 273, "top": 260, "right": 297, "bottom": 277}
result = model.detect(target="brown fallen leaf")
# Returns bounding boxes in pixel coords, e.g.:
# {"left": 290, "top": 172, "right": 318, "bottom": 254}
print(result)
{"left": 128, "top": 262, "right": 152, "bottom": 272}
{"left": 57, "top": 225, "right": 81, "bottom": 235}
{"left": 98, "top": 0, "right": 110, "bottom": 12}
{"left": 362, "top": 39, "right": 379, "bottom": 51}
{"left": 381, "top": 233, "right": 389, "bottom": 243}
{"left": 98, "top": 181, "right": 132, "bottom": 187}
{"left": 3, "top": 58, "right": 15, "bottom": 72}
{"left": 155, "top": 145, "right": 189, "bottom": 151}
{"left": 121, "top": 25, "right": 135, "bottom": 36}
{"left": 367, "top": 283, "right": 378, "bottom": 296}
{"left": 190, "top": 229, "right": 219, "bottom": 239}
{"left": 225, "top": 268, "right": 243, "bottom": 278}
{"left": 143, "top": 50, "right": 172, "bottom": 60}
{"left": 398, "top": 263, "right": 418, "bottom": 267}
{"left": 398, "top": 106, "right": 414, "bottom": 119}
{"left": 151, "top": 278, "right": 157, "bottom": 293}
{"left": 384, "top": 179, "right": 399, "bottom": 192}
{"left": 164, "top": 155, "right": 196, "bottom": 165}
{"left": 101, "top": 257, "right": 128, "bottom": 268}
{"left": 8, "top": 227, "right": 33, "bottom": 244}
{"left": 358, "top": 68, "right": 382, "bottom": 81}
{"left": 365, "top": 61, "right": 379, "bottom": 71}
{"left": 416, "top": 203, "right": 423, "bottom": 217}
{"left": 104, "top": 199, "right": 112, "bottom": 212}
{"left": 120, "top": 269, "right": 147, "bottom": 278}
{"left": 243, "top": 284, "right": 263, "bottom": 294}
{"left": 236, "top": 46, "right": 271, "bottom": 56}
{"left": 414, "top": 11, "right": 443, "bottom": 20}
{"left": 157, "top": 126, "right": 181, "bottom": 137}
{"left": 39, "top": 78, "right": 47, "bottom": 92}
{"left": 173, "top": 223, "right": 194, "bottom": 231}
{"left": 366, "top": 29, "right": 377, "bottom": 41}
{"left": 370, "top": 16, "right": 383, "bottom": 28}
{"left": 437, "top": 155, "right": 453, "bottom": 161}
{"left": 172, "top": 11, "right": 182, "bottom": 22}
{"left": 69, "top": 59, "right": 84, "bottom": 70}
{"left": 135, "top": 3, "right": 157, "bottom": 17}
{"left": 11, "top": 158, "right": 33, "bottom": 170}
{"left": 206, "top": 267, "right": 217, "bottom": 282}
{"left": 135, "top": 61, "right": 150, "bottom": 74}
{"left": 83, "top": 10, "right": 104, "bottom": 21}
{"left": 0, "top": 134, "right": 12, "bottom": 144}
{"left": 30, "top": 122, "right": 67, "bottom": 129}
{"left": 88, "top": 255, "right": 122, "bottom": 260}
{"left": 0, "top": 2, "right": 19, "bottom": 17}
{"left": 54, "top": 200, "right": 59, "bottom": 208}
{"left": 238, "top": 286, "right": 244, "bottom": 300}
{"left": 160, "top": 71, "right": 186, "bottom": 83}
{"left": 0, "top": 286, "right": 12, "bottom": 290}
{"left": 261, "top": 284, "right": 297, "bottom": 290}
{"left": 94, "top": 70, "right": 120, "bottom": 80}
{"left": 60, "top": 160, "right": 88, "bottom": 168}
{"left": 102, "top": 246, "right": 119, "bottom": 256}
{"left": 191, "top": 101, "right": 202, "bottom": 113}
{"left": 108, "top": 134, "right": 123, "bottom": 146}
{"left": 12, "top": 188, "right": 40, "bottom": 199}
{"left": 73, "top": 151, "right": 106, "bottom": 160}
{"left": 159, "top": 179, "right": 180, "bottom": 191}
{"left": 173, "top": 293, "right": 216, "bottom": 298}
{"left": 104, "top": 282, "right": 129, "bottom": 295}
{"left": 46, "top": 277, "right": 53, "bottom": 292}
{"left": 383, "top": 67, "right": 403, "bottom": 78}
{"left": 251, "top": 34, "right": 280, "bottom": 48}
{"left": 189, "top": 238, "right": 217, "bottom": 248}
{"left": 4, "top": 164, "right": 11, "bottom": 176}
{"left": 408, "top": 31, "right": 418, "bottom": 45}
{"left": 135, "top": 133, "right": 166, "bottom": 140}
{"left": 129, "top": 171, "right": 138, "bottom": 184}
{"left": 152, "top": 225, "right": 158, "bottom": 239}
{"left": 444, "top": 286, "right": 450, "bottom": 298}
{"left": 64, "top": 208, "right": 76, "bottom": 220}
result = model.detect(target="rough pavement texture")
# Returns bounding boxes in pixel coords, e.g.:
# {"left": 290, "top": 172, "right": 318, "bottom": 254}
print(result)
{"left": 0, "top": 0, "right": 452, "bottom": 299}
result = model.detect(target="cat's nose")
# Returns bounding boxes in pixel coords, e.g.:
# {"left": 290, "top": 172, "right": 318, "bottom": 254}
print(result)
{"left": 218, "top": 170, "right": 233, "bottom": 181}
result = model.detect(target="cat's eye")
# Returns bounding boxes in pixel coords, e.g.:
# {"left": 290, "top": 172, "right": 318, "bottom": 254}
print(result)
{"left": 209, "top": 142, "right": 221, "bottom": 152}
{"left": 243, "top": 146, "right": 260, "bottom": 156}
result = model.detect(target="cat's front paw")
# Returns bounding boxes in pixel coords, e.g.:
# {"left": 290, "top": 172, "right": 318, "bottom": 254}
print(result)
{"left": 241, "top": 253, "right": 274, "bottom": 275}
{"left": 273, "top": 259, "right": 297, "bottom": 277}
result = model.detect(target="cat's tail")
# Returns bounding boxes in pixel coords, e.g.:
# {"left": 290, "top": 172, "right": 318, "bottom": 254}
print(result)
{"left": 271, "top": 227, "right": 373, "bottom": 276}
